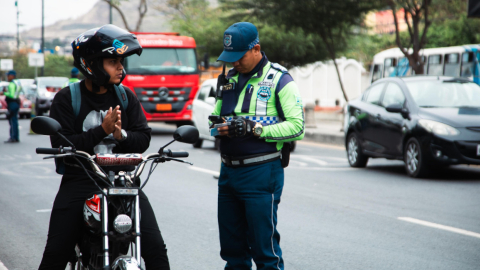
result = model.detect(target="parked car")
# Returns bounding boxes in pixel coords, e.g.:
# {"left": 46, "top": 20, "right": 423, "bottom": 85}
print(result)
{"left": 18, "top": 78, "right": 36, "bottom": 102}
{"left": 191, "top": 78, "right": 296, "bottom": 152}
{"left": 344, "top": 76, "right": 480, "bottom": 178}
{"left": 33, "top": 76, "right": 68, "bottom": 116}
{"left": 192, "top": 79, "right": 219, "bottom": 149}
{"left": 0, "top": 81, "right": 32, "bottom": 118}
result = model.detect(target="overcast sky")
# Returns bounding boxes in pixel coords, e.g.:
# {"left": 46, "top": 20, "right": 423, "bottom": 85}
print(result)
{"left": 0, "top": 0, "right": 99, "bottom": 35}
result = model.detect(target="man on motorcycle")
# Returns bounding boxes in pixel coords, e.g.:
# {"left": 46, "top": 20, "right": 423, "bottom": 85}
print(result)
{"left": 38, "top": 25, "right": 170, "bottom": 270}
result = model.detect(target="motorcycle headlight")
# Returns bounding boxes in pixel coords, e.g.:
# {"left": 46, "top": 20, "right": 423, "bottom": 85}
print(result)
{"left": 113, "top": 214, "right": 132, "bottom": 233}
{"left": 418, "top": 119, "right": 459, "bottom": 136}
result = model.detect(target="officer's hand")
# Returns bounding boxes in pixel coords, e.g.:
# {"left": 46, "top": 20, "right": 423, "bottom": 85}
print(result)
{"left": 220, "top": 117, "right": 255, "bottom": 137}
{"left": 102, "top": 106, "right": 120, "bottom": 134}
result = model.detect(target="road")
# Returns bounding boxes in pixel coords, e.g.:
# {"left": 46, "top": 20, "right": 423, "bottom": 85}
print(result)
{"left": 0, "top": 118, "right": 479, "bottom": 270}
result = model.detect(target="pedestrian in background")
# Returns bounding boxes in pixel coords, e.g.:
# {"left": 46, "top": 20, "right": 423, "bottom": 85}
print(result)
{"left": 63, "top": 67, "right": 81, "bottom": 87}
{"left": 211, "top": 22, "right": 305, "bottom": 270}
{"left": 4, "top": 70, "right": 22, "bottom": 143}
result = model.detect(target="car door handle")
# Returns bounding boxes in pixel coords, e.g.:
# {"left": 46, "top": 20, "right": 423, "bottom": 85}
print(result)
{"left": 376, "top": 114, "right": 381, "bottom": 120}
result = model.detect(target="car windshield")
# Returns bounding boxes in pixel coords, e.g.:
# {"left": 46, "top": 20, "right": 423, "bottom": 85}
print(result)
{"left": 125, "top": 48, "right": 197, "bottom": 75}
{"left": 37, "top": 78, "right": 68, "bottom": 87}
{"left": 406, "top": 80, "right": 480, "bottom": 108}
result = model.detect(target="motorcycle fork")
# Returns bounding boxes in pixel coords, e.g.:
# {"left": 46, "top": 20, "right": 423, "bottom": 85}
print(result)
{"left": 102, "top": 189, "right": 110, "bottom": 269}
{"left": 134, "top": 194, "right": 141, "bottom": 264}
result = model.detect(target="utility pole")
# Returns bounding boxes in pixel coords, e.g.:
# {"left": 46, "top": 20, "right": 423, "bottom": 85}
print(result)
{"left": 16, "top": 1, "right": 20, "bottom": 51}
{"left": 109, "top": 0, "right": 112, "bottom": 24}
{"left": 41, "top": 0, "right": 44, "bottom": 76}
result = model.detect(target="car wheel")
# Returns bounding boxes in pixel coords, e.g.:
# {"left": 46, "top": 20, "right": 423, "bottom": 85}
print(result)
{"left": 404, "top": 138, "right": 430, "bottom": 178}
{"left": 347, "top": 133, "right": 368, "bottom": 167}
{"left": 193, "top": 139, "right": 203, "bottom": 148}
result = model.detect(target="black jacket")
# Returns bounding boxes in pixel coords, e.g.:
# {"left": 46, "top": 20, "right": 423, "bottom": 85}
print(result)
{"left": 49, "top": 80, "right": 151, "bottom": 175}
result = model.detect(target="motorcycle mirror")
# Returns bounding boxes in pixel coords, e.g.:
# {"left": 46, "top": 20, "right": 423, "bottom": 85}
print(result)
{"left": 31, "top": 116, "right": 62, "bottom": 135}
{"left": 173, "top": 125, "right": 199, "bottom": 144}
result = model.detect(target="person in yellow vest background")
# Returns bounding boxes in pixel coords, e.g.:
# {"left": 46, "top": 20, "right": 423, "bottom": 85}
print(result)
{"left": 4, "top": 70, "right": 22, "bottom": 143}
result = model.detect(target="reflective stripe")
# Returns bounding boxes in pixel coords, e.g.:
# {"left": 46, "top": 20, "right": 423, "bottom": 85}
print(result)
{"left": 255, "top": 68, "right": 278, "bottom": 116}
{"left": 221, "top": 152, "right": 281, "bottom": 166}
{"left": 224, "top": 115, "right": 282, "bottom": 125}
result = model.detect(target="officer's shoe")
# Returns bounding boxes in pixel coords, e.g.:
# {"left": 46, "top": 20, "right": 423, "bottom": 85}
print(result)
{"left": 4, "top": 138, "right": 19, "bottom": 143}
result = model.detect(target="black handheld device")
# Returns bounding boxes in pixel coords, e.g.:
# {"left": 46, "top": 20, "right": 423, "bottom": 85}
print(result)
{"left": 208, "top": 115, "right": 225, "bottom": 124}
{"left": 216, "top": 63, "right": 227, "bottom": 99}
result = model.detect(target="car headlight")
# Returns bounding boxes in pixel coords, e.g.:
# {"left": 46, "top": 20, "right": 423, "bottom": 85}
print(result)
{"left": 43, "top": 92, "right": 52, "bottom": 98}
{"left": 418, "top": 119, "right": 459, "bottom": 136}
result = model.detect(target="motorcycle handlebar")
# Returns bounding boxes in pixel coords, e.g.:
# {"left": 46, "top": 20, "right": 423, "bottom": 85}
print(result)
{"left": 165, "top": 149, "right": 189, "bottom": 158}
{"left": 36, "top": 148, "right": 62, "bottom": 154}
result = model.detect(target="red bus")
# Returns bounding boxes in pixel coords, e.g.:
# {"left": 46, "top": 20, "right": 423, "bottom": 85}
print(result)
{"left": 122, "top": 32, "right": 199, "bottom": 126}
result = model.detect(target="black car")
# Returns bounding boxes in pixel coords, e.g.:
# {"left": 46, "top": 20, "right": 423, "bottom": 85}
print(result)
{"left": 344, "top": 76, "right": 480, "bottom": 178}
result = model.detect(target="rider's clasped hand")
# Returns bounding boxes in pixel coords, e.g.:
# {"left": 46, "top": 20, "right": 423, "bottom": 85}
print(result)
{"left": 101, "top": 105, "right": 121, "bottom": 135}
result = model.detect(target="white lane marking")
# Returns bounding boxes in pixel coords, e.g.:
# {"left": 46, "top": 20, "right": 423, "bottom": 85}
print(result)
{"left": 398, "top": 217, "right": 480, "bottom": 239}
{"left": 36, "top": 209, "right": 52, "bottom": 213}
{"left": 297, "top": 140, "right": 345, "bottom": 150}
{"left": 189, "top": 166, "right": 220, "bottom": 177}
{"left": 0, "top": 260, "right": 7, "bottom": 270}
{"left": 296, "top": 156, "right": 328, "bottom": 166}
{"left": 289, "top": 160, "right": 308, "bottom": 167}
{"left": 288, "top": 167, "right": 355, "bottom": 171}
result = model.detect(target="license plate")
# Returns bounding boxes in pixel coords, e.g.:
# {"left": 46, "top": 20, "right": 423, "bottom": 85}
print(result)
{"left": 477, "top": 145, "right": 480, "bottom": 156}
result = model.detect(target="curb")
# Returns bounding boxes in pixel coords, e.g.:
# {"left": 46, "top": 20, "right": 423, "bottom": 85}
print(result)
{"left": 303, "top": 130, "right": 345, "bottom": 146}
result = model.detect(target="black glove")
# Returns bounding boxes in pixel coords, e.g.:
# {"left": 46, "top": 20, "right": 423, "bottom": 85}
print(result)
{"left": 228, "top": 116, "right": 256, "bottom": 137}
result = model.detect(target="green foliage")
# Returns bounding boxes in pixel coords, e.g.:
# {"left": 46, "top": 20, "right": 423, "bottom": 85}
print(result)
{"left": 0, "top": 54, "right": 74, "bottom": 80}
{"left": 165, "top": 0, "right": 329, "bottom": 67}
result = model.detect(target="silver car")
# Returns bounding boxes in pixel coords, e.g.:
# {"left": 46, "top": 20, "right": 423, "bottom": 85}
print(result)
{"left": 33, "top": 76, "right": 68, "bottom": 116}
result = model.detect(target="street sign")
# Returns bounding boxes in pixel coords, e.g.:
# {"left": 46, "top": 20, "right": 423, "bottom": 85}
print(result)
{"left": 0, "top": 59, "right": 13, "bottom": 71}
{"left": 28, "top": 53, "right": 44, "bottom": 67}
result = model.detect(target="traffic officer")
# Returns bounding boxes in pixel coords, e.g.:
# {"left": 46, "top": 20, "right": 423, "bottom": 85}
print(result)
{"left": 211, "top": 22, "right": 304, "bottom": 270}
{"left": 63, "top": 67, "right": 81, "bottom": 87}
{"left": 4, "top": 70, "right": 22, "bottom": 143}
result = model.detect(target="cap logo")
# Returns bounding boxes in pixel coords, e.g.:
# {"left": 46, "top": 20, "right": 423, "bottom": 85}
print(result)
{"left": 224, "top": 34, "right": 232, "bottom": 47}
{"left": 113, "top": 39, "right": 124, "bottom": 49}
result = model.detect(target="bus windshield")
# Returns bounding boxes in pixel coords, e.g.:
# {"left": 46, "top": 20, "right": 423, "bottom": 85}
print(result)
{"left": 125, "top": 48, "right": 198, "bottom": 75}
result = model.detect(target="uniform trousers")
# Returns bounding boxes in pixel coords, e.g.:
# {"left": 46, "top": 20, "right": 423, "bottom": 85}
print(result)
{"left": 38, "top": 175, "right": 170, "bottom": 270}
{"left": 6, "top": 100, "right": 19, "bottom": 141}
{"left": 218, "top": 159, "right": 284, "bottom": 270}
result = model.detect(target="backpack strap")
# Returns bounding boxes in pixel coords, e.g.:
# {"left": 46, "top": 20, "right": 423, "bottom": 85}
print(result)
{"left": 69, "top": 82, "right": 82, "bottom": 117}
{"left": 114, "top": 84, "right": 128, "bottom": 111}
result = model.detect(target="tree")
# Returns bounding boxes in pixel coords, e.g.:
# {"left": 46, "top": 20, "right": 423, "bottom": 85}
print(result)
{"left": 103, "top": 0, "right": 148, "bottom": 32}
{"left": 388, "top": 0, "right": 432, "bottom": 74}
{"left": 220, "top": 0, "right": 382, "bottom": 101}
{"left": 159, "top": 0, "right": 329, "bottom": 68}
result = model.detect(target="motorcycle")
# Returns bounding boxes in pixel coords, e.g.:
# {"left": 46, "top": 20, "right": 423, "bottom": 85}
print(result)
{"left": 31, "top": 116, "right": 199, "bottom": 270}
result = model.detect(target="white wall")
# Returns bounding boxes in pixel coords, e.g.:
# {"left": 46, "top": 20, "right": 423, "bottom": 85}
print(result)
{"left": 289, "top": 58, "right": 370, "bottom": 107}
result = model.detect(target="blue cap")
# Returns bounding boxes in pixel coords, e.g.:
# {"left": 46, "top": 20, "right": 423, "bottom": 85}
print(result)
{"left": 7, "top": 70, "right": 16, "bottom": 76}
{"left": 71, "top": 67, "right": 79, "bottom": 76}
{"left": 217, "top": 22, "right": 259, "bottom": 63}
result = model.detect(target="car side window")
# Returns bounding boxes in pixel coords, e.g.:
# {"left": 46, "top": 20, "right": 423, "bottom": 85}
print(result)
{"left": 382, "top": 83, "right": 406, "bottom": 108}
{"left": 208, "top": 87, "right": 216, "bottom": 98}
{"left": 364, "top": 83, "right": 385, "bottom": 106}
{"left": 197, "top": 85, "right": 211, "bottom": 101}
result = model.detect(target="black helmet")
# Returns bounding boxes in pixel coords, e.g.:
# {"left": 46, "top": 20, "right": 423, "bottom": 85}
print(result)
{"left": 72, "top": 24, "right": 142, "bottom": 89}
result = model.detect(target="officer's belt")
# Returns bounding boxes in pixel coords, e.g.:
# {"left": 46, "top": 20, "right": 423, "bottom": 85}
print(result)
{"left": 221, "top": 151, "right": 281, "bottom": 167}
{"left": 224, "top": 115, "right": 282, "bottom": 125}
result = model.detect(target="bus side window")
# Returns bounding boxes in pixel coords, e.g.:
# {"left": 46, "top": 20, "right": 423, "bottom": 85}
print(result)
{"left": 384, "top": 58, "right": 397, "bottom": 77}
{"left": 444, "top": 53, "right": 460, "bottom": 77}
{"left": 372, "top": 64, "right": 383, "bottom": 82}
{"left": 397, "top": 57, "right": 412, "bottom": 76}
{"left": 427, "top": 55, "right": 443, "bottom": 76}
{"left": 461, "top": 52, "right": 474, "bottom": 78}
{"left": 412, "top": 56, "right": 427, "bottom": 75}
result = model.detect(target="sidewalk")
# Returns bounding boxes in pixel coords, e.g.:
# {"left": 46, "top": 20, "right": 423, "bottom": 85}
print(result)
{"left": 303, "top": 110, "right": 344, "bottom": 146}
